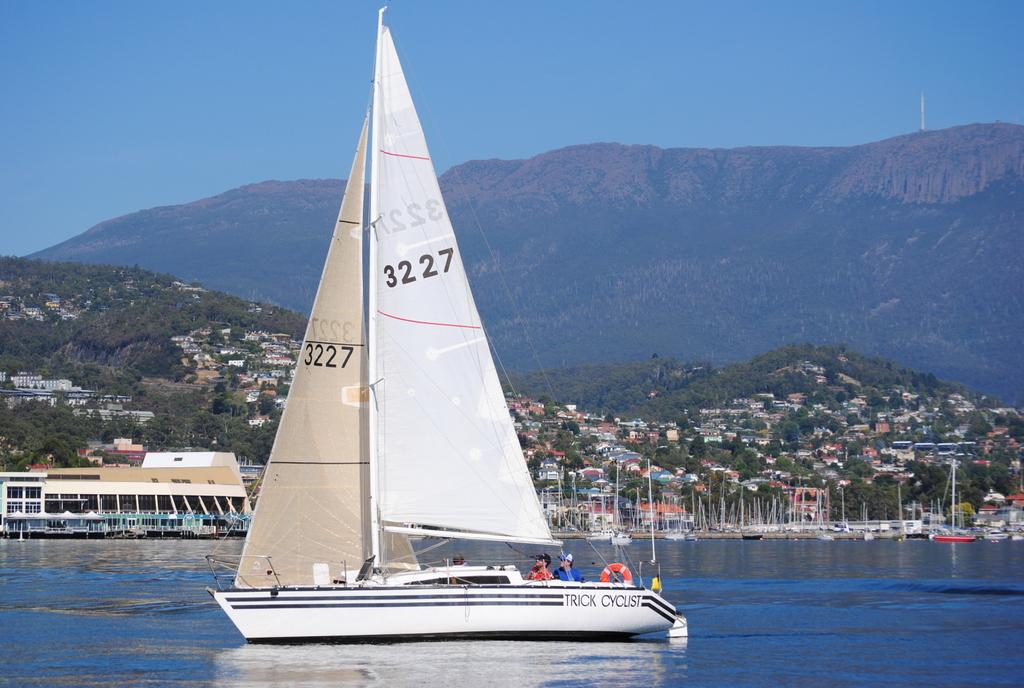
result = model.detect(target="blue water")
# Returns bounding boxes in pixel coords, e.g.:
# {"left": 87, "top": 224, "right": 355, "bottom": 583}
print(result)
{"left": 1, "top": 538, "right": 1022, "bottom": 687}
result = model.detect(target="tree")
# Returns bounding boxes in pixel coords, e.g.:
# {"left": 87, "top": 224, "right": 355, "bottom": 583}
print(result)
{"left": 561, "top": 420, "right": 580, "bottom": 435}
{"left": 966, "top": 414, "right": 993, "bottom": 439}
{"left": 779, "top": 420, "right": 800, "bottom": 444}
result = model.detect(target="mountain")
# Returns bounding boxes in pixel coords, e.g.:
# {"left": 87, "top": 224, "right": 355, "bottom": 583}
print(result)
{"left": 32, "top": 123, "right": 1024, "bottom": 402}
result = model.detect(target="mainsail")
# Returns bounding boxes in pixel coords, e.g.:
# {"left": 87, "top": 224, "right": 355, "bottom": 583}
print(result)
{"left": 236, "top": 121, "right": 372, "bottom": 588}
{"left": 369, "top": 23, "right": 555, "bottom": 546}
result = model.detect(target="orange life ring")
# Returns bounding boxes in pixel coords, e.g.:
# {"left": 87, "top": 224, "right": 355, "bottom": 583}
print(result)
{"left": 599, "top": 562, "right": 633, "bottom": 584}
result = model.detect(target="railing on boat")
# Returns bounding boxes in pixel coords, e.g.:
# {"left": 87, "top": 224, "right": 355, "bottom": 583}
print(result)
{"left": 205, "top": 554, "right": 284, "bottom": 590}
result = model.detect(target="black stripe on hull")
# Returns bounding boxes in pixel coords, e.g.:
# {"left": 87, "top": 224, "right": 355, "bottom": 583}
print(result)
{"left": 642, "top": 602, "right": 677, "bottom": 624}
{"left": 221, "top": 584, "right": 651, "bottom": 593}
{"left": 225, "top": 593, "right": 564, "bottom": 603}
{"left": 247, "top": 630, "right": 639, "bottom": 644}
{"left": 643, "top": 594, "right": 678, "bottom": 618}
{"left": 222, "top": 590, "right": 679, "bottom": 619}
{"left": 232, "top": 600, "right": 564, "bottom": 610}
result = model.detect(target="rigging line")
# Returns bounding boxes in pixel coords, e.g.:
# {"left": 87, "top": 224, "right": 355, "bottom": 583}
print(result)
{"left": 407, "top": 538, "right": 451, "bottom": 561}
{"left": 585, "top": 538, "right": 615, "bottom": 572}
{"left": 397, "top": 47, "right": 556, "bottom": 403}
{"left": 444, "top": 155, "right": 557, "bottom": 401}
{"left": 488, "top": 335, "right": 519, "bottom": 406}
{"left": 216, "top": 461, "right": 268, "bottom": 558}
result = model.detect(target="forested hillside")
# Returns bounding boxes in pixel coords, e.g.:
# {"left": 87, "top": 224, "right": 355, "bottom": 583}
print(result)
{"left": 510, "top": 344, "right": 971, "bottom": 421}
{"left": 0, "top": 257, "right": 303, "bottom": 383}
{"left": 0, "top": 257, "right": 304, "bottom": 469}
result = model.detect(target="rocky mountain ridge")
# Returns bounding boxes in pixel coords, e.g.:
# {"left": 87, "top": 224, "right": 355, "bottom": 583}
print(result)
{"left": 32, "top": 123, "right": 1024, "bottom": 402}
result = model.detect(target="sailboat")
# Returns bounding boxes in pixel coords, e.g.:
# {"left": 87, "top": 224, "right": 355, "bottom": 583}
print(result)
{"left": 930, "top": 458, "right": 975, "bottom": 543}
{"left": 610, "top": 469, "right": 632, "bottom": 546}
{"left": 208, "top": 8, "right": 685, "bottom": 643}
{"left": 586, "top": 495, "right": 615, "bottom": 542}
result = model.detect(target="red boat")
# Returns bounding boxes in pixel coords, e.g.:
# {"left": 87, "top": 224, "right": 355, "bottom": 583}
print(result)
{"left": 930, "top": 533, "right": 976, "bottom": 543}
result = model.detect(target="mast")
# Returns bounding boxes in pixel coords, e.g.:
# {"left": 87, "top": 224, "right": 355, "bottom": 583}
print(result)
{"left": 950, "top": 458, "right": 957, "bottom": 530}
{"left": 363, "top": 7, "right": 555, "bottom": 549}
{"left": 897, "top": 480, "right": 904, "bottom": 538}
{"left": 367, "top": 5, "right": 386, "bottom": 566}
{"left": 647, "top": 460, "right": 656, "bottom": 562}
{"left": 613, "top": 460, "right": 621, "bottom": 530}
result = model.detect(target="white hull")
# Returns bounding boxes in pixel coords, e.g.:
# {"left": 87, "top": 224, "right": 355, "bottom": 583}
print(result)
{"left": 212, "top": 581, "right": 680, "bottom": 642}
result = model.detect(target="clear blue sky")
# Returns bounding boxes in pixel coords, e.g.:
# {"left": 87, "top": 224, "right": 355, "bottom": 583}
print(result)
{"left": 2, "top": 0, "right": 1021, "bottom": 256}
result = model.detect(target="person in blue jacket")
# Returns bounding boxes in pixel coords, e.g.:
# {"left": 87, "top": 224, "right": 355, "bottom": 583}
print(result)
{"left": 556, "top": 553, "right": 583, "bottom": 582}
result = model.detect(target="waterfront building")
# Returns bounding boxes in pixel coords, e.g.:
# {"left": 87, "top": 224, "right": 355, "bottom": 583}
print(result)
{"left": 1, "top": 452, "right": 251, "bottom": 538}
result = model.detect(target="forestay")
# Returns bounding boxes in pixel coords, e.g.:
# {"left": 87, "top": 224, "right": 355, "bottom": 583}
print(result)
{"left": 370, "top": 25, "right": 554, "bottom": 546}
{"left": 237, "top": 122, "right": 372, "bottom": 588}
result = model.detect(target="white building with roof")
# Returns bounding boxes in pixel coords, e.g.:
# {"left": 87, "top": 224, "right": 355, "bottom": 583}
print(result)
{"left": 1, "top": 452, "right": 251, "bottom": 538}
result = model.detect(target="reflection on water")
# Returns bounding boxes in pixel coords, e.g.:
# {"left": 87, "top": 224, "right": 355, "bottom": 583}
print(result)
{"left": 2, "top": 538, "right": 1023, "bottom": 687}
{"left": 214, "top": 638, "right": 686, "bottom": 688}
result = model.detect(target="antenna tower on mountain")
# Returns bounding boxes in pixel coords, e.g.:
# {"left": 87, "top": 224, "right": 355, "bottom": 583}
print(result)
{"left": 920, "top": 92, "right": 926, "bottom": 132}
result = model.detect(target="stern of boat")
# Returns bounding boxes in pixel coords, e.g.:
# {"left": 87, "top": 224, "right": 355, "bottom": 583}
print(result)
{"left": 668, "top": 611, "right": 688, "bottom": 638}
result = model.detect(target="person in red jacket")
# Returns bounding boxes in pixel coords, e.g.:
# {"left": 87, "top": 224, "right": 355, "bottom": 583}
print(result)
{"left": 527, "top": 553, "right": 553, "bottom": 580}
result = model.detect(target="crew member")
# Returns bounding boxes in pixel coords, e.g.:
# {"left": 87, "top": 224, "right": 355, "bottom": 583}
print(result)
{"left": 556, "top": 553, "right": 583, "bottom": 582}
{"left": 527, "top": 553, "right": 553, "bottom": 580}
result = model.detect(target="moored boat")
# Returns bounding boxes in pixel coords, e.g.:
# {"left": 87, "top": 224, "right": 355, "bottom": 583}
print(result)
{"left": 665, "top": 531, "right": 697, "bottom": 541}
{"left": 929, "top": 533, "right": 976, "bottom": 543}
{"left": 930, "top": 458, "right": 974, "bottom": 543}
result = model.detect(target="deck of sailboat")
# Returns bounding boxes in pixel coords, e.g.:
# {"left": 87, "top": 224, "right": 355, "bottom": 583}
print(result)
{"left": 211, "top": 573, "right": 680, "bottom": 643}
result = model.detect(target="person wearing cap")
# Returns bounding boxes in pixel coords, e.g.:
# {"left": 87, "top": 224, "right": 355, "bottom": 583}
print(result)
{"left": 527, "top": 553, "right": 554, "bottom": 580}
{"left": 556, "top": 553, "right": 583, "bottom": 582}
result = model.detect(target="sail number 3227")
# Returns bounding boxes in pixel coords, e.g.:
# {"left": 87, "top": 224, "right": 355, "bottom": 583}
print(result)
{"left": 383, "top": 247, "right": 453, "bottom": 288}
{"left": 303, "top": 343, "right": 354, "bottom": 368}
